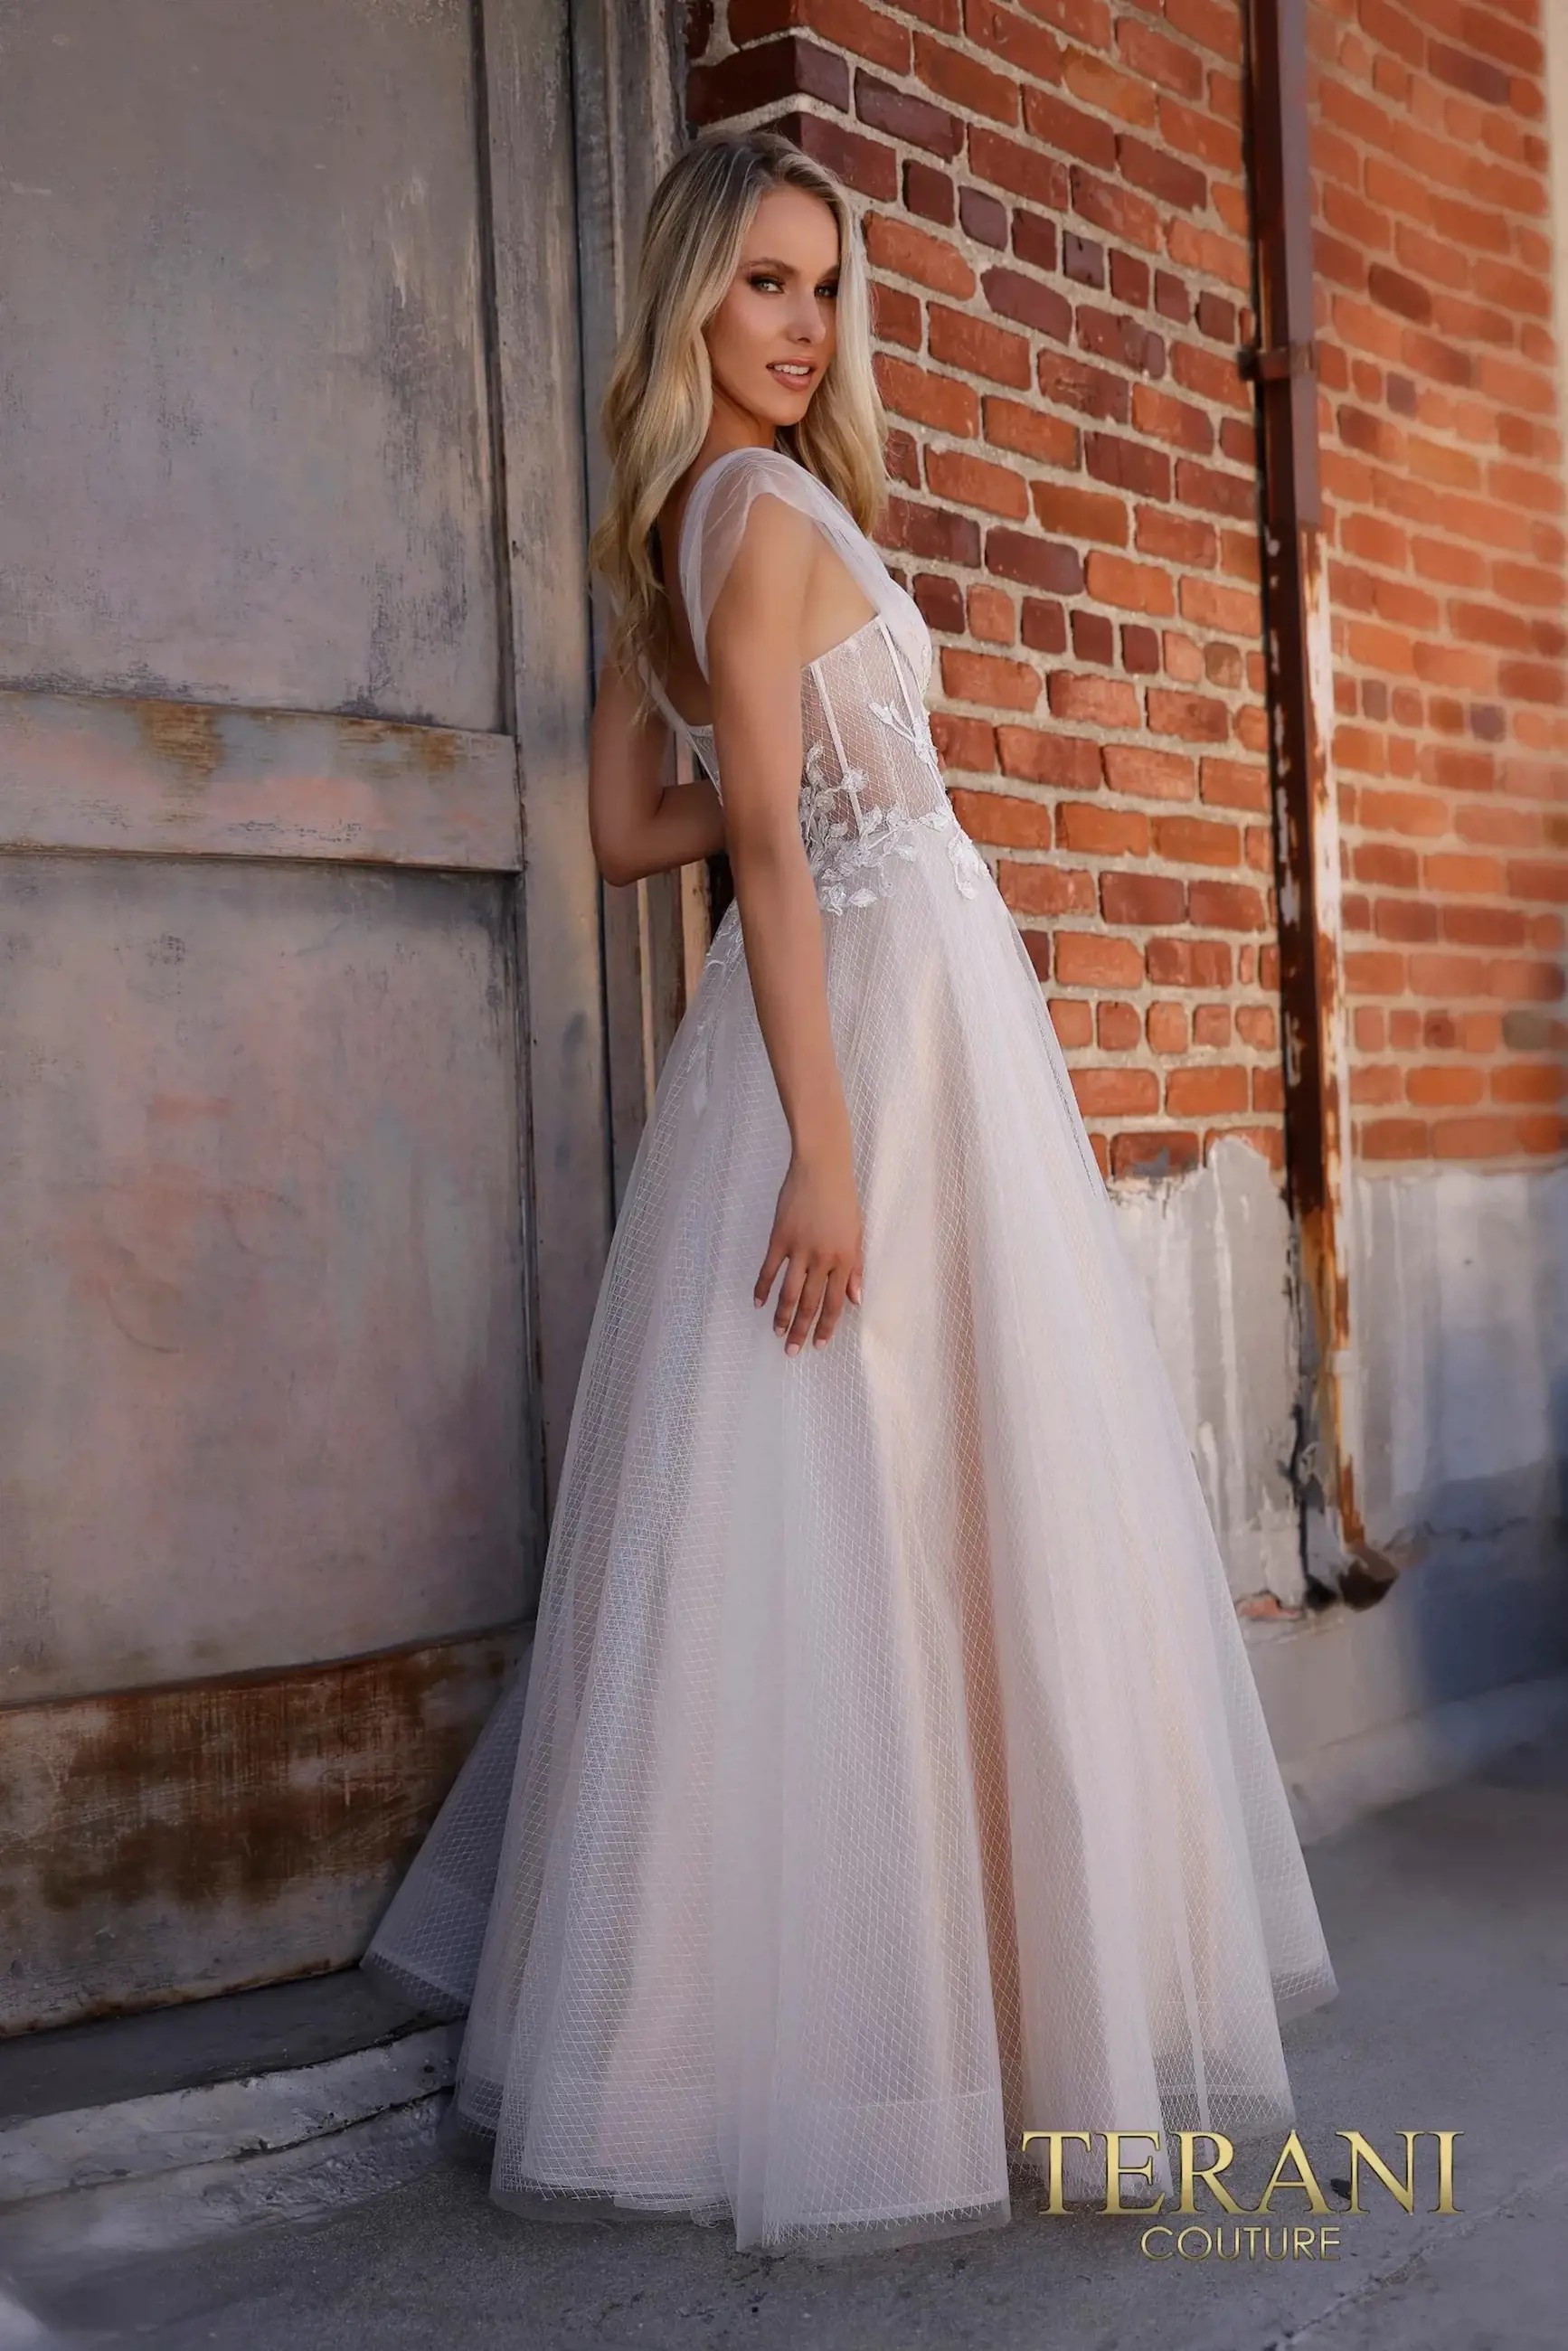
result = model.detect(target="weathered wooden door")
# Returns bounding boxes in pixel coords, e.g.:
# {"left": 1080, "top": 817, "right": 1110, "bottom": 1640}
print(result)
{"left": 0, "top": 0, "right": 673, "bottom": 2032}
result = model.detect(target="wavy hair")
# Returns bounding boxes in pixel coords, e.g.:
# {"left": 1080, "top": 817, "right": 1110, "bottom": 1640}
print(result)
{"left": 588, "top": 127, "right": 888, "bottom": 724}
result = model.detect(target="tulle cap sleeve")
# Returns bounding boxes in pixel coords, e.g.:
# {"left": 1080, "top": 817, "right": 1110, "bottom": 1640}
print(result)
{"left": 677, "top": 446, "right": 914, "bottom": 685}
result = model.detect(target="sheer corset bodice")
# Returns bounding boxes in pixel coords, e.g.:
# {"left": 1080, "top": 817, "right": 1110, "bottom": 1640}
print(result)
{"left": 679, "top": 608, "right": 988, "bottom": 917}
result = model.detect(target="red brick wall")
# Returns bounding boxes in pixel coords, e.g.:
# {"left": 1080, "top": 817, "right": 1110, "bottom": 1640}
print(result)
{"left": 1311, "top": 0, "right": 1568, "bottom": 1167}
{"left": 685, "top": 0, "right": 1568, "bottom": 1180}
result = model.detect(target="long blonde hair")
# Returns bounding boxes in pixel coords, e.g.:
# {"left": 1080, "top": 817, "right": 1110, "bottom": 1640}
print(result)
{"left": 589, "top": 127, "right": 888, "bottom": 722}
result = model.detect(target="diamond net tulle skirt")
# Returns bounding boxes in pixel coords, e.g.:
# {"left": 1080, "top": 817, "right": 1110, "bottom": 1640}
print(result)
{"left": 364, "top": 824, "right": 1337, "bottom": 2255}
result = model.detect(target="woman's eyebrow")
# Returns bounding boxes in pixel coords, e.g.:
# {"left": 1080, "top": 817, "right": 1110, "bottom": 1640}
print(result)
{"left": 744, "top": 255, "right": 839, "bottom": 274}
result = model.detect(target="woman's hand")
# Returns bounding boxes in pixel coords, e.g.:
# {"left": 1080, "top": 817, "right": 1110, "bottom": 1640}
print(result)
{"left": 755, "top": 1136, "right": 864, "bottom": 1355}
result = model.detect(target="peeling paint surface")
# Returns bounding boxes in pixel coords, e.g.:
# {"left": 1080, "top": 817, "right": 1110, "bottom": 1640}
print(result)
{"left": 0, "top": 691, "right": 521, "bottom": 872}
{"left": 1110, "top": 1139, "right": 1302, "bottom": 1606}
{"left": 0, "top": 1633, "right": 519, "bottom": 2033}
{"left": 0, "top": 0, "right": 497, "bottom": 728}
{"left": 1347, "top": 1165, "right": 1568, "bottom": 1544}
{"left": 0, "top": 855, "right": 527, "bottom": 1709}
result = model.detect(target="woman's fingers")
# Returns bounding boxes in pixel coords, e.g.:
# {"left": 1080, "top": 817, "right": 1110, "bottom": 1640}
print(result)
{"left": 757, "top": 1228, "right": 863, "bottom": 1353}
{"left": 811, "top": 1264, "right": 850, "bottom": 1348}
{"left": 754, "top": 1230, "right": 788, "bottom": 1308}
{"left": 784, "top": 1260, "right": 829, "bottom": 1355}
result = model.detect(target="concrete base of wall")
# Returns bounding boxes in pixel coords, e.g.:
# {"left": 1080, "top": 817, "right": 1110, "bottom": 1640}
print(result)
{"left": 1247, "top": 1538, "right": 1568, "bottom": 1845}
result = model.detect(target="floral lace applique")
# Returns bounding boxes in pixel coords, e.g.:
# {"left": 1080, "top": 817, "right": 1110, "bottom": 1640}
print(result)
{"left": 798, "top": 742, "right": 923, "bottom": 916}
{"left": 787, "top": 701, "right": 991, "bottom": 915}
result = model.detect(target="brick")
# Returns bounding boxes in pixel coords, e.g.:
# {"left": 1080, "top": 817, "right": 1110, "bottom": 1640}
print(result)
{"left": 871, "top": 281, "right": 922, "bottom": 346}
{"left": 1187, "top": 878, "right": 1268, "bottom": 930}
{"left": 911, "top": 560, "right": 968, "bottom": 656}
{"left": 1030, "top": 482, "right": 1129, "bottom": 544}
{"left": 931, "top": 711, "right": 995, "bottom": 769}
{"left": 929, "top": 302, "right": 1033, "bottom": 388}
{"left": 1018, "top": 599, "right": 1070, "bottom": 656}
{"left": 1166, "top": 1065, "right": 1249, "bottom": 1115}
{"left": 1096, "top": 999, "right": 1142, "bottom": 1051}
{"left": 1101, "top": 744, "right": 1196, "bottom": 799}
{"left": 986, "top": 527, "right": 1086, "bottom": 594}
{"left": 1145, "top": 689, "right": 1230, "bottom": 743}
{"left": 1063, "top": 231, "right": 1107, "bottom": 288}
{"left": 996, "top": 724, "right": 1103, "bottom": 790}
{"left": 1491, "top": 1063, "right": 1567, "bottom": 1105}
{"left": 1072, "top": 609, "right": 1116, "bottom": 664}
{"left": 875, "top": 354, "right": 980, "bottom": 436}
{"left": 912, "top": 30, "right": 1023, "bottom": 126}
{"left": 965, "top": 0, "right": 1066, "bottom": 90}
{"left": 1046, "top": 671, "right": 1141, "bottom": 728}
{"left": 1117, "top": 17, "right": 1204, "bottom": 100}
{"left": 968, "top": 124, "right": 1071, "bottom": 213}
{"left": 1013, "top": 208, "right": 1062, "bottom": 275}
{"left": 1084, "top": 552, "right": 1176, "bottom": 615}
{"left": 981, "top": 267, "right": 1073, "bottom": 340}
{"left": 689, "top": 37, "right": 851, "bottom": 123}
{"left": 1055, "top": 801, "right": 1149, "bottom": 856}
{"left": 959, "top": 183, "right": 1009, "bottom": 248}
{"left": 1153, "top": 815, "right": 1242, "bottom": 866}
{"left": 855, "top": 71, "right": 964, "bottom": 158}
{"left": 926, "top": 446, "right": 1031, "bottom": 518}
{"left": 1193, "top": 1003, "right": 1232, "bottom": 1047}
{"left": 1110, "top": 1129, "right": 1203, "bottom": 1179}
{"left": 1100, "top": 871, "right": 1187, "bottom": 925}
{"left": 1021, "top": 82, "right": 1119, "bottom": 170}
{"left": 983, "top": 394, "right": 1080, "bottom": 467}
{"left": 1146, "top": 936, "right": 1233, "bottom": 988}
{"left": 1053, "top": 930, "right": 1146, "bottom": 987}
{"left": 883, "top": 495, "right": 981, "bottom": 565}
{"left": 1072, "top": 1066, "right": 1161, "bottom": 1116}
{"left": 865, "top": 213, "right": 977, "bottom": 297}
{"left": 966, "top": 582, "right": 1016, "bottom": 641}
{"left": 1147, "top": 1000, "right": 1189, "bottom": 1053}
{"left": 997, "top": 860, "right": 1097, "bottom": 918}
{"left": 770, "top": 111, "right": 899, "bottom": 201}
{"left": 904, "top": 159, "right": 956, "bottom": 223}
{"left": 1119, "top": 132, "right": 1206, "bottom": 213}
{"left": 1048, "top": 997, "right": 1092, "bottom": 1048}
{"left": 947, "top": 788, "right": 1051, "bottom": 849}
{"left": 729, "top": 0, "right": 910, "bottom": 69}
{"left": 1199, "top": 758, "right": 1270, "bottom": 813}
{"left": 941, "top": 646, "right": 1042, "bottom": 709}
{"left": 1406, "top": 1066, "right": 1486, "bottom": 1109}
{"left": 1039, "top": 347, "right": 1132, "bottom": 421}
{"left": 1358, "top": 1119, "right": 1431, "bottom": 1160}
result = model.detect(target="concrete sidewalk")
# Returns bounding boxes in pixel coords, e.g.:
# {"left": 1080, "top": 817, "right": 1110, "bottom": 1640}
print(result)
{"left": 5, "top": 1715, "right": 1566, "bottom": 2350}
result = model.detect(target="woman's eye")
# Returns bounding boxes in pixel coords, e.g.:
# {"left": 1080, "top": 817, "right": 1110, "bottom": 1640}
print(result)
{"left": 750, "top": 273, "right": 782, "bottom": 293}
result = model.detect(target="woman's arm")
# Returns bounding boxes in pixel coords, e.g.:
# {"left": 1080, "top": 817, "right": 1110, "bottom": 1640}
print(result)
{"left": 588, "top": 646, "right": 727, "bottom": 887}
{"left": 706, "top": 494, "right": 864, "bottom": 1355}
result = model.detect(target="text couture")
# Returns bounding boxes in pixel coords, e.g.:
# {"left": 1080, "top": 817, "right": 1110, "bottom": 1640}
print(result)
{"left": 1018, "top": 2129, "right": 1461, "bottom": 2262}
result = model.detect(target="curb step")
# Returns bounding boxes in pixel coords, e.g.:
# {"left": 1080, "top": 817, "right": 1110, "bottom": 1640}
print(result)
{"left": 0, "top": 1997, "right": 458, "bottom": 2288}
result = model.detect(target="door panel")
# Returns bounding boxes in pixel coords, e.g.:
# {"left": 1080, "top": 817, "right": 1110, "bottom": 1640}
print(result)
{"left": 2, "top": 0, "right": 499, "bottom": 728}
{"left": 0, "top": 0, "right": 602, "bottom": 2029}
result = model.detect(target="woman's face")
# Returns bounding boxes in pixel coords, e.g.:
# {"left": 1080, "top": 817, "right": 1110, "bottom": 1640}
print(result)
{"left": 704, "top": 185, "right": 841, "bottom": 435}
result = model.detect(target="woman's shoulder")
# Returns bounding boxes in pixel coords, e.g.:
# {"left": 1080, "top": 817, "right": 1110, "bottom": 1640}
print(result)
{"left": 685, "top": 443, "right": 847, "bottom": 533}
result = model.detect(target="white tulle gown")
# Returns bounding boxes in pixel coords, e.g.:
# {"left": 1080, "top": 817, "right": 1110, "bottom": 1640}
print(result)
{"left": 363, "top": 442, "right": 1337, "bottom": 2255}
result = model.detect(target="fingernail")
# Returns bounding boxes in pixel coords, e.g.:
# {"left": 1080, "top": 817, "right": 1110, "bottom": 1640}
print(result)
{"left": 786, "top": 1342, "right": 799, "bottom": 1355}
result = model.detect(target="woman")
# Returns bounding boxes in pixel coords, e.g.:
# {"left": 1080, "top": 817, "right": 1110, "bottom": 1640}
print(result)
{"left": 365, "top": 125, "right": 1337, "bottom": 2258}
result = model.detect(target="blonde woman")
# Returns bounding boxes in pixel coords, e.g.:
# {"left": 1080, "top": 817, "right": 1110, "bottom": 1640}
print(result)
{"left": 366, "top": 126, "right": 1337, "bottom": 2258}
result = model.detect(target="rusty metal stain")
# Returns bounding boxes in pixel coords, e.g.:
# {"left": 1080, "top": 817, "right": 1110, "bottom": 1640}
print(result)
{"left": 0, "top": 1630, "right": 521, "bottom": 2035}
{"left": 0, "top": 686, "right": 522, "bottom": 871}
{"left": 330, "top": 713, "right": 463, "bottom": 774}
{"left": 133, "top": 697, "right": 224, "bottom": 786}
{"left": 1248, "top": 0, "right": 1390, "bottom": 1592}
